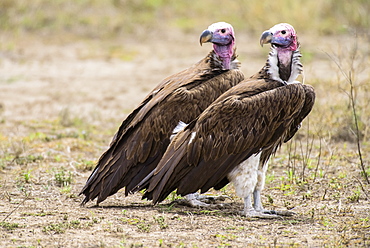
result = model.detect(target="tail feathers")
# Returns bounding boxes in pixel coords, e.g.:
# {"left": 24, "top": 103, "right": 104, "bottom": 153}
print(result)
{"left": 95, "top": 155, "right": 130, "bottom": 204}
{"left": 123, "top": 153, "right": 162, "bottom": 195}
{"left": 80, "top": 151, "right": 130, "bottom": 205}
{"left": 80, "top": 150, "right": 165, "bottom": 205}
{"left": 141, "top": 144, "right": 192, "bottom": 204}
{"left": 130, "top": 170, "right": 155, "bottom": 194}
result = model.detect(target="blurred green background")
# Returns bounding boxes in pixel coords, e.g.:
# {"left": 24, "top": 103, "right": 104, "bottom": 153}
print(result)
{"left": 1, "top": 0, "right": 369, "bottom": 41}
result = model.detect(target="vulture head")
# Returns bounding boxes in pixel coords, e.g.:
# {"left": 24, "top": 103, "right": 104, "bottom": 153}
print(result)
{"left": 260, "top": 23, "right": 298, "bottom": 52}
{"left": 200, "top": 22, "right": 236, "bottom": 70}
{"left": 259, "top": 23, "right": 301, "bottom": 82}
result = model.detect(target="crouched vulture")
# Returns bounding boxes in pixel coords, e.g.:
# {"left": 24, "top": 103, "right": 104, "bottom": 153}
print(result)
{"left": 135, "top": 23, "right": 316, "bottom": 218}
{"left": 80, "top": 22, "right": 244, "bottom": 205}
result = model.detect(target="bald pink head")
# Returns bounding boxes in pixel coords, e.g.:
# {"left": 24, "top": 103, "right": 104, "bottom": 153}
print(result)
{"left": 259, "top": 23, "right": 299, "bottom": 68}
{"left": 268, "top": 23, "right": 298, "bottom": 51}
{"left": 200, "top": 22, "right": 236, "bottom": 69}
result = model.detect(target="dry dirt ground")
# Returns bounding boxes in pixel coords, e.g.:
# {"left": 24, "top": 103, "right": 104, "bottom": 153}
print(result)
{"left": 0, "top": 33, "right": 369, "bottom": 247}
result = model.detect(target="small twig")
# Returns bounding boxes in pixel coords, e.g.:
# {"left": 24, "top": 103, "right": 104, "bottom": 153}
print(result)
{"left": 287, "top": 140, "right": 292, "bottom": 179}
{"left": 325, "top": 51, "right": 369, "bottom": 184}
{"left": 354, "top": 177, "right": 369, "bottom": 201}
{"left": 299, "top": 121, "right": 314, "bottom": 183}
{"left": 348, "top": 71, "right": 369, "bottom": 184}
{"left": 321, "top": 188, "right": 327, "bottom": 201}
{"left": 313, "top": 138, "right": 322, "bottom": 183}
{"left": 321, "top": 138, "right": 335, "bottom": 179}
{"left": 299, "top": 139, "right": 305, "bottom": 182}
{"left": 286, "top": 139, "right": 295, "bottom": 184}
{"left": 2, "top": 194, "right": 30, "bottom": 222}
{"left": 292, "top": 139, "right": 297, "bottom": 182}
{"left": 336, "top": 198, "right": 342, "bottom": 215}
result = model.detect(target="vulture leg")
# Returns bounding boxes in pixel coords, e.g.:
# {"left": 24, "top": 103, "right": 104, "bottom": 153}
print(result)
{"left": 252, "top": 187, "right": 295, "bottom": 217}
{"left": 177, "top": 193, "right": 227, "bottom": 208}
{"left": 241, "top": 195, "right": 280, "bottom": 218}
{"left": 241, "top": 195, "right": 264, "bottom": 217}
{"left": 228, "top": 154, "right": 275, "bottom": 218}
{"left": 228, "top": 154, "right": 286, "bottom": 218}
{"left": 237, "top": 180, "right": 279, "bottom": 218}
{"left": 253, "top": 160, "right": 271, "bottom": 212}
{"left": 252, "top": 162, "right": 296, "bottom": 217}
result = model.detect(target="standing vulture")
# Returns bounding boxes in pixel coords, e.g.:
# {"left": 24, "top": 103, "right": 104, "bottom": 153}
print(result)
{"left": 135, "top": 23, "right": 315, "bottom": 218}
{"left": 80, "top": 22, "right": 244, "bottom": 205}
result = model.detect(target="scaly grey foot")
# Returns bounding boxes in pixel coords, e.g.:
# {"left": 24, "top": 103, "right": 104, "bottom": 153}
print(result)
{"left": 261, "top": 209, "right": 296, "bottom": 216}
{"left": 174, "top": 193, "right": 228, "bottom": 208}
{"left": 239, "top": 208, "right": 283, "bottom": 219}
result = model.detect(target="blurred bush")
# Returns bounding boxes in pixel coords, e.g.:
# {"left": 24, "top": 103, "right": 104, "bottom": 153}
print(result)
{"left": 0, "top": 0, "right": 369, "bottom": 39}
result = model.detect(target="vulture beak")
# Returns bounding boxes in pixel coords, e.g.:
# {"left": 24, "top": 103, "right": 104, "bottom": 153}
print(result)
{"left": 260, "top": 31, "right": 273, "bottom": 47}
{"left": 200, "top": 29, "right": 213, "bottom": 46}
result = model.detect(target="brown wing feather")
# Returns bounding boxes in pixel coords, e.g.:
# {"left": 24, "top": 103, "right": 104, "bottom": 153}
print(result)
{"left": 283, "top": 84, "right": 315, "bottom": 142}
{"left": 259, "top": 84, "right": 316, "bottom": 166}
{"left": 141, "top": 80, "right": 311, "bottom": 203}
{"left": 80, "top": 52, "right": 244, "bottom": 204}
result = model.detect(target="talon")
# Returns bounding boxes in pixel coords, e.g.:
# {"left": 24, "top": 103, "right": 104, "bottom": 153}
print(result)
{"left": 257, "top": 209, "right": 295, "bottom": 217}
{"left": 173, "top": 193, "right": 230, "bottom": 208}
{"left": 261, "top": 209, "right": 278, "bottom": 215}
{"left": 274, "top": 210, "right": 296, "bottom": 216}
{"left": 259, "top": 208, "right": 296, "bottom": 216}
{"left": 242, "top": 211, "right": 283, "bottom": 219}
{"left": 240, "top": 209, "right": 278, "bottom": 219}
{"left": 196, "top": 195, "right": 228, "bottom": 203}
{"left": 240, "top": 207, "right": 292, "bottom": 219}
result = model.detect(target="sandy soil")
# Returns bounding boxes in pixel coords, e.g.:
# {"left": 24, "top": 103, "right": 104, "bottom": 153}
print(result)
{"left": 0, "top": 33, "right": 369, "bottom": 247}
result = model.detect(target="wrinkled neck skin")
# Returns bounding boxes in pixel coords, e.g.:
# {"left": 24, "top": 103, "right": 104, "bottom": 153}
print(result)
{"left": 276, "top": 47, "right": 292, "bottom": 69}
{"left": 213, "top": 43, "right": 234, "bottom": 70}
{"left": 267, "top": 46, "right": 302, "bottom": 84}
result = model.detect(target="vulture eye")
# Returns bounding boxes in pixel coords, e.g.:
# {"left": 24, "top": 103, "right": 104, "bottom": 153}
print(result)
{"left": 220, "top": 29, "right": 226, "bottom": 33}
{"left": 281, "top": 30, "right": 286, "bottom": 35}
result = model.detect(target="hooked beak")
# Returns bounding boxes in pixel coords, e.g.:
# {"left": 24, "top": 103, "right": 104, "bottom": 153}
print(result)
{"left": 260, "top": 30, "right": 273, "bottom": 47}
{"left": 200, "top": 29, "right": 213, "bottom": 46}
